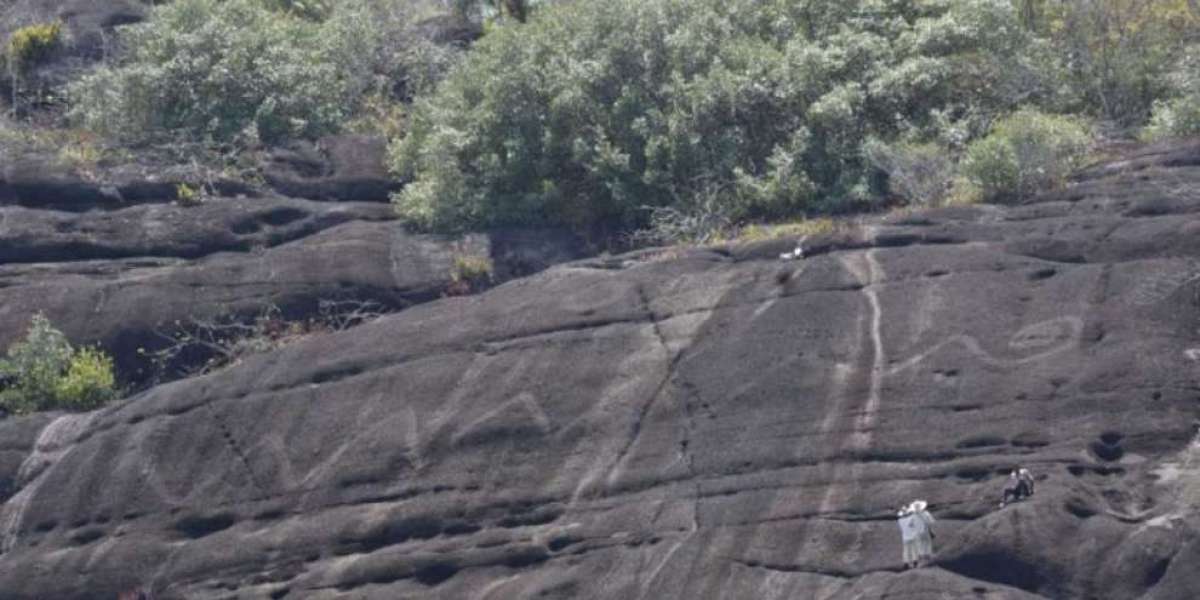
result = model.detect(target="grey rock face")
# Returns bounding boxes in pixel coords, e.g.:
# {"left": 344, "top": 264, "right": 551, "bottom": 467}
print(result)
{"left": 0, "top": 143, "right": 1198, "bottom": 599}
{"left": 263, "top": 135, "right": 400, "bottom": 203}
{"left": 0, "top": 193, "right": 582, "bottom": 388}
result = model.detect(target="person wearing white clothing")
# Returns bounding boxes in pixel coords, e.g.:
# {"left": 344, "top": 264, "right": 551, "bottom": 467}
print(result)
{"left": 897, "top": 500, "right": 936, "bottom": 569}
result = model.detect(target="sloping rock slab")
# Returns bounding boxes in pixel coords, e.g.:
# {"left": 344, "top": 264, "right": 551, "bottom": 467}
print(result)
{"left": 0, "top": 196, "right": 396, "bottom": 264}
{"left": 0, "top": 143, "right": 1199, "bottom": 599}
{"left": 0, "top": 221, "right": 582, "bottom": 383}
{"left": 0, "top": 222, "right": 461, "bottom": 381}
{"left": 0, "top": 152, "right": 257, "bottom": 212}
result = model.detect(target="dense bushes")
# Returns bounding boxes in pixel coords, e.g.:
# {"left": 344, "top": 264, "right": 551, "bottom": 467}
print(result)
{"left": 961, "top": 110, "right": 1091, "bottom": 203}
{"left": 862, "top": 139, "right": 955, "bottom": 206}
{"left": 1033, "top": 0, "right": 1198, "bottom": 127}
{"left": 68, "top": 0, "right": 343, "bottom": 143}
{"left": 0, "top": 314, "right": 117, "bottom": 415}
{"left": 1146, "top": 45, "right": 1200, "bottom": 139}
{"left": 258, "top": 0, "right": 333, "bottom": 21}
{"left": 389, "top": 0, "right": 1051, "bottom": 232}
{"left": 68, "top": 0, "right": 459, "bottom": 145}
{"left": 42, "top": 0, "right": 1200, "bottom": 234}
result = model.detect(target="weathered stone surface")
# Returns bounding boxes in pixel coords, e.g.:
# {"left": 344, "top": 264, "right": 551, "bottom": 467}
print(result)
{"left": 0, "top": 143, "right": 1199, "bottom": 599}
{"left": 263, "top": 135, "right": 400, "bottom": 203}
{"left": 0, "top": 172, "right": 584, "bottom": 386}
{"left": 0, "top": 220, "right": 581, "bottom": 384}
{"left": 0, "top": 150, "right": 261, "bottom": 212}
{"left": 0, "top": 195, "right": 396, "bottom": 263}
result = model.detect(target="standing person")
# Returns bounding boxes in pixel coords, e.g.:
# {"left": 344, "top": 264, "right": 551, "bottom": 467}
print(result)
{"left": 897, "top": 504, "right": 920, "bottom": 569}
{"left": 909, "top": 500, "right": 936, "bottom": 566}
{"left": 1018, "top": 468, "right": 1035, "bottom": 498}
{"left": 1000, "top": 469, "right": 1022, "bottom": 507}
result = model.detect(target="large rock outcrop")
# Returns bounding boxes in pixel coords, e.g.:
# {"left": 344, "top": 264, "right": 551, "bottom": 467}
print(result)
{"left": 1, "top": 142, "right": 1199, "bottom": 599}
{"left": 0, "top": 172, "right": 583, "bottom": 387}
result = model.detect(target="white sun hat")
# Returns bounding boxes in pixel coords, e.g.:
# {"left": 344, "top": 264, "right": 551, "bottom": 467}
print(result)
{"left": 909, "top": 500, "right": 928, "bottom": 512}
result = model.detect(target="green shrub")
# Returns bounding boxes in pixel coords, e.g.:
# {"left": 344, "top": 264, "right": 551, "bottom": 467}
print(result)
{"left": 6, "top": 21, "right": 61, "bottom": 73}
{"left": 454, "top": 0, "right": 539, "bottom": 23}
{"left": 68, "top": 0, "right": 460, "bottom": 145}
{"left": 862, "top": 138, "right": 955, "bottom": 206}
{"left": 727, "top": 218, "right": 840, "bottom": 245}
{"left": 0, "top": 314, "right": 117, "bottom": 414}
{"left": 1146, "top": 97, "right": 1200, "bottom": 140}
{"left": 390, "top": 0, "right": 1045, "bottom": 232}
{"left": 1031, "top": 1, "right": 1195, "bottom": 126}
{"left": 68, "top": 0, "right": 344, "bottom": 143}
{"left": 55, "top": 347, "right": 117, "bottom": 411}
{"left": 451, "top": 252, "right": 494, "bottom": 284}
{"left": 174, "top": 182, "right": 204, "bottom": 206}
{"left": 318, "top": 0, "right": 462, "bottom": 103}
{"left": 630, "top": 183, "right": 736, "bottom": 246}
{"left": 1145, "top": 45, "right": 1200, "bottom": 140}
{"left": 961, "top": 110, "right": 1092, "bottom": 203}
{"left": 257, "top": 0, "right": 333, "bottom": 21}
{"left": 0, "top": 314, "right": 73, "bottom": 414}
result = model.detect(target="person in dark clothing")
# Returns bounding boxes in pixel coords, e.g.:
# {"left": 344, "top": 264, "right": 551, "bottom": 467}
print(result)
{"left": 1000, "top": 467, "right": 1035, "bottom": 507}
{"left": 1018, "top": 468, "right": 1035, "bottom": 496}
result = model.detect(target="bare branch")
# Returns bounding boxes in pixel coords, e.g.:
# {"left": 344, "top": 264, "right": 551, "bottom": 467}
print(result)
{"left": 143, "top": 299, "right": 389, "bottom": 385}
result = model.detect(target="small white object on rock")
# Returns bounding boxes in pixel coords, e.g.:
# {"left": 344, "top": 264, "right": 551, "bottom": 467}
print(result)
{"left": 779, "top": 246, "right": 805, "bottom": 261}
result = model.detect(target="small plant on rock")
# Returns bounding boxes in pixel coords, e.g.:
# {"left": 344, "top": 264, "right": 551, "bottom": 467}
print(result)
{"left": 0, "top": 313, "right": 118, "bottom": 415}
{"left": 174, "top": 183, "right": 204, "bottom": 207}
{"left": 447, "top": 250, "right": 494, "bottom": 296}
{"left": 5, "top": 22, "right": 61, "bottom": 74}
{"left": 4, "top": 21, "right": 63, "bottom": 116}
{"left": 731, "top": 218, "right": 840, "bottom": 245}
{"left": 54, "top": 346, "right": 117, "bottom": 411}
{"left": 55, "top": 130, "right": 103, "bottom": 174}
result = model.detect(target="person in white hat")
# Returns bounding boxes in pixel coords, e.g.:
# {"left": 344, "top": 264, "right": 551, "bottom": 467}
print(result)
{"left": 897, "top": 504, "right": 920, "bottom": 569}
{"left": 1018, "top": 468, "right": 1035, "bottom": 497}
{"left": 908, "top": 500, "right": 936, "bottom": 566}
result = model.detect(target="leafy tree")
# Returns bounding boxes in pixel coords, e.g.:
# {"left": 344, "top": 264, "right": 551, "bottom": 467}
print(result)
{"left": 68, "top": 0, "right": 343, "bottom": 143}
{"left": 390, "top": 0, "right": 1046, "bottom": 232}
{"left": 1146, "top": 44, "right": 1200, "bottom": 138}
{"left": 1030, "top": 0, "right": 1200, "bottom": 125}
